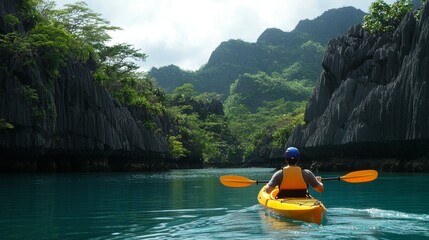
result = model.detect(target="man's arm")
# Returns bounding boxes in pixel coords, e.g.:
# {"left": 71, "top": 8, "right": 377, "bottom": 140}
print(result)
{"left": 313, "top": 176, "right": 324, "bottom": 193}
{"left": 264, "top": 170, "right": 283, "bottom": 193}
{"left": 264, "top": 185, "right": 274, "bottom": 193}
{"left": 303, "top": 170, "right": 324, "bottom": 193}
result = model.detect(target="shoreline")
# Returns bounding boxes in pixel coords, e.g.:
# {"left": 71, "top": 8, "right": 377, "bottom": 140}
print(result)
{"left": 208, "top": 156, "right": 429, "bottom": 173}
{"left": 0, "top": 156, "right": 428, "bottom": 173}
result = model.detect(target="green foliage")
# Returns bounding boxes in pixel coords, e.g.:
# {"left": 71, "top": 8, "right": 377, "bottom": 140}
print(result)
{"left": 195, "top": 92, "right": 222, "bottom": 102}
{"left": 5, "top": 0, "right": 360, "bottom": 165}
{"left": 19, "top": 85, "right": 48, "bottom": 120}
{"left": 94, "top": 43, "right": 147, "bottom": 88}
{"left": 31, "top": 106, "right": 46, "bottom": 120}
{"left": 271, "top": 110, "right": 305, "bottom": 148}
{"left": 293, "top": 7, "right": 367, "bottom": 44}
{"left": 19, "top": 0, "right": 44, "bottom": 24}
{"left": 225, "top": 97, "right": 307, "bottom": 157}
{"left": 363, "top": 0, "right": 413, "bottom": 33}
{"left": 103, "top": 74, "right": 166, "bottom": 114}
{"left": 228, "top": 71, "right": 313, "bottom": 112}
{"left": 0, "top": 119, "right": 14, "bottom": 129}
{"left": 4, "top": 14, "right": 21, "bottom": 26}
{"left": 300, "top": 40, "right": 324, "bottom": 53}
{"left": 149, "top": 65, "right": 196, "bottom": 93}
{"left": 22, "top": 85, "right": 39, "bottom": 102}
{"left": 49, "top": 1, "right": 120, "bottom": 51}
{"left": 48, "top": 0, "right": 149, "bottom": 93}
{"left": 37, "top": 1, "right": 161, "bottom": 113}
{"left": 97, "top": 43, "right": 147, "bottom": 68}
{"left": 1, "top": 2, "right": 92, "bottom": 77}
{"left": 27, "top": 20, "right": 91, "bottom": 77}
{"left": 168, "top": 135, "right": 188, "bottom": 159}
{"left": 146, "top": 8, "right": 368, "bottom": 162}
{"left": 150, "top": 7, "right": 363, "bottom": 98}
{"left": 44, "top": 1, "right": 154, "bottom": 109}
{"left": 172, "top": 83, "right": 197, "bottom": 98}
{"left": 0, "top": 32, "right": 33, "bottom": 71}
{"left": 4, "top": 0, "right": 240, "bottom": 165}
{"left": 167, "top": 91, "right": 243, "bottom": 163}
{"left": 0, "top": 32, "right": 28, "bottom": 53}
{"left": 167, "top": 106, "right": 207, "bottom": 159}
{"left": 414, "top": 0, "right": 427, "bottom": 19}
{"left": 224, "top": 68, "right": 312, "bottom": 158}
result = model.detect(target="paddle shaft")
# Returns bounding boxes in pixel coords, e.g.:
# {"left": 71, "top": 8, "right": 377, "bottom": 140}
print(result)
{"left": 255, "top": 180, "right": 268, "bottom": 184}
{"left": 322, "top": 177, "right": 341, "bottom": 181}
{"left": 255, "top": 170, "right": 379, "bottom": 183}
{"left": 250, "top": 177, "right": 340, "bottom": 185}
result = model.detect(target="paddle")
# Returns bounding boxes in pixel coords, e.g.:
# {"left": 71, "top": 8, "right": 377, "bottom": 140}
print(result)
{"left": 220, "top": 170, "right": 378, "bottom": 188}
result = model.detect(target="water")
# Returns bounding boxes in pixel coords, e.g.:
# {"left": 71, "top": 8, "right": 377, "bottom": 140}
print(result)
{"left": 0, "top": 168, "right": 428, "bottom": 239}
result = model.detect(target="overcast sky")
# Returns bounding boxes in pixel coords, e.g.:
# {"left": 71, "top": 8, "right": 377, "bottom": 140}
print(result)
{"left": 54, "top": 0, "right": 396, "bottom": 71}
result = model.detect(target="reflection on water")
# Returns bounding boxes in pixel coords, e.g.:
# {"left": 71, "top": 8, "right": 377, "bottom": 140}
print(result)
{"left": 259, "top": 211, "right": 304, "bottom": 230}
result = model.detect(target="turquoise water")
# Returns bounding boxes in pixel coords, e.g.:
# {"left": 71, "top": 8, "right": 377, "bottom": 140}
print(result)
{"left": 1, "top": 168, "right": 428, "bottom": 239}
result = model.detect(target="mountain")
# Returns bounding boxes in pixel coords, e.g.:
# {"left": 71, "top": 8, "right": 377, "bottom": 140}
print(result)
{"left": 149, "top": 7, "right": 366, "bottom": 97}
{"left": 293, "top": 6, "right": 366, "bottom": 44}
{"left": 285, "top": 1, "right": 429, "bottom": 172}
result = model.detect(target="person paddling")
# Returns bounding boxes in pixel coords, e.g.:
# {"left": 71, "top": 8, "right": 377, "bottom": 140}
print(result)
{"left": 264, "top": 147, "right": 324, "bottom": 198}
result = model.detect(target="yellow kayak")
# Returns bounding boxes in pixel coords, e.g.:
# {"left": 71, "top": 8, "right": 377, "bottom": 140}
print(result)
{"left": 221, "top": 171, "right": 379, "bottom": 224}
{"left": 257, "top": 187, "right": 326, "bottom": 224}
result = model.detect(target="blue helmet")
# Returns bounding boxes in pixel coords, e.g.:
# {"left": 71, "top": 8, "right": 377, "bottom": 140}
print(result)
{"left": 285, "top": 147, "right": 300, "bottom": 160}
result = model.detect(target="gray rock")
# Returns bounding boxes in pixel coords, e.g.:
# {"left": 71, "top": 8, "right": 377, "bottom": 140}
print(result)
{"left": 0, "top": 1, "right": 173, "bottom": 171}
{"left": 286, "top": 3, "right": 429, "bottom": 164}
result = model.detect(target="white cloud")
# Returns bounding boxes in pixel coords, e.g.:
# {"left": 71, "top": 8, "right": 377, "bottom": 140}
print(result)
{"left": 54, "top": 0, "right": 397, "bottom": 71}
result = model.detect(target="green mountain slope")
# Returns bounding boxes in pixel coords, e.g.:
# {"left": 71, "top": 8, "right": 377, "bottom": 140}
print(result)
{"left": 149, "top": 7, "right": 366, "bottom": 97}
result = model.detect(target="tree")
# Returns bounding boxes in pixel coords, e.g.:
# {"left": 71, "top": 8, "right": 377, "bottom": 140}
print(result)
{"left": 172, "top": 83, "right": 197, "bottom": 98}
{"left": 0, "top": 2, "right": 91, "bottom": 78}
{"left": 49, "top": 1, "right": 147, "bottom": 63}
{"left": 363, "top": 0, "right": 413, "bottom": 33}
{"left": 27, "top": 20, "right": 91, "bottom": 77}
{"left": 49, "top": 1, "right": 120, "bottom": 51}
{"left": 40, "top": 1, "right": 152, "bottom": 107}
{"left": 168, "top": 135, "right": 188, "bottom": 159}
{"left": 93, "top": 43, "right": 147, "bottom": 94}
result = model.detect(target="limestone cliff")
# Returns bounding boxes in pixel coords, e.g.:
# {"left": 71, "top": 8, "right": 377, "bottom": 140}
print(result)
{"left": 286, "top": 2, "right": 429, "bottom": 171}
{"left": 0, "top": 0, "right": 175, "bottom": 171}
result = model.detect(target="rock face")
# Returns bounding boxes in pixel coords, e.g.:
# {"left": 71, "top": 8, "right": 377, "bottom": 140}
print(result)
{"left": 286, "top": 3, "right": 429, "bottom": 171}
{"left": 0, "top": 0, "right": 176, "bottom": 171}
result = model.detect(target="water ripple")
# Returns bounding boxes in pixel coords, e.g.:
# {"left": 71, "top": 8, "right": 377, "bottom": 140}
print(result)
{"left": 115, "top": 206, "right": 429, "bottom": 240}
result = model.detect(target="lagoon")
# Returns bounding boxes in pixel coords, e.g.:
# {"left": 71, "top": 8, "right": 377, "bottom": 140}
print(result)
{"left": 1, "top": 168, "right": 428, "bottom": 239}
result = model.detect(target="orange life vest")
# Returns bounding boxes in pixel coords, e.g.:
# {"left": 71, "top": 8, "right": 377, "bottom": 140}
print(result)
{"left": 278, "top": 166, "right": 308, "bottom": 198}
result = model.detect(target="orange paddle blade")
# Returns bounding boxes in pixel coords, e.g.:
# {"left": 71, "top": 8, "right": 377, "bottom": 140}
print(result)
{"left": 340, "top": 170, "right": 378, "bottom": 183}
{"left": 220, "top": 175, "right": 260, "bottom": 188}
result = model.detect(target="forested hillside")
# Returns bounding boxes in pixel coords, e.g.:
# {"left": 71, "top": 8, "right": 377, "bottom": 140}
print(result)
{"left": 148, "top": 7, "right": 367, "bottom": 161}
{"left": 149, "top": 1, "right": 426, "bottom": 167}
{"left": 0, "top": 0, "right": 241, "bottom": 171}
{"left": 149, "top": 7, "right": 366, "bottom": 97}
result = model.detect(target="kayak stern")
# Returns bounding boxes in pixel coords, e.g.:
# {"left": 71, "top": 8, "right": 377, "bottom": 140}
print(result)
{"left": 258, "top": 187, "right": 326, "bottom": 224}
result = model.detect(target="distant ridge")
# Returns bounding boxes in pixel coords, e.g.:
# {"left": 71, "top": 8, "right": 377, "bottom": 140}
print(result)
{"left": 149, "top": 7, "right": 366, "bottom": 97}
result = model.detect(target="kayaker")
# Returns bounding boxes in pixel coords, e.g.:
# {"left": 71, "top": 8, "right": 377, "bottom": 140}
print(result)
{"left": 264, "top": 147, "right": 324, "bottom": 198}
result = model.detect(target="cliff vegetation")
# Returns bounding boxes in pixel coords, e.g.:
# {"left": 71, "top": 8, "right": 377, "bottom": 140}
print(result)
{"left": 0, "top": 0, "right": 241, "bottom": 171}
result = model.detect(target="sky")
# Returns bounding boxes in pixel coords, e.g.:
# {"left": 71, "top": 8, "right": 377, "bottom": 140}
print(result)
{"left": 54, "top": 0, "right": 396, "bottom": 71}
